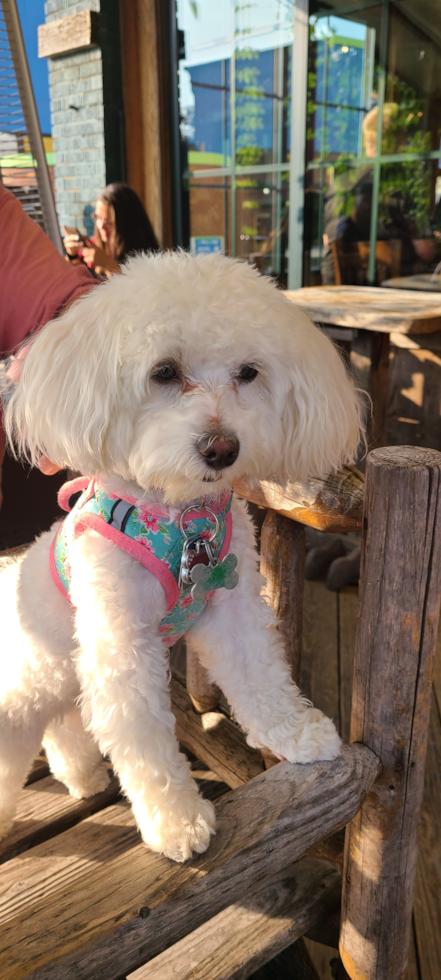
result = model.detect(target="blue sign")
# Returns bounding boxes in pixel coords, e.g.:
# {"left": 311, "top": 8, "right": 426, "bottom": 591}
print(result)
{"left": 190, "top": 236, "right": 224, "bottom": 255}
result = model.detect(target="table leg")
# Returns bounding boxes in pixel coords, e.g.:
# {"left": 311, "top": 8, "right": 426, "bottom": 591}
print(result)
{"left": 367, "top": 330, "right": 390, "bottom": 450}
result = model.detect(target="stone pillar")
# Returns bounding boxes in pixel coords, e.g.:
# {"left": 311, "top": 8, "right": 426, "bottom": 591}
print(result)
{"left": 42, "top": 0, "right": 124, "bottom": 234}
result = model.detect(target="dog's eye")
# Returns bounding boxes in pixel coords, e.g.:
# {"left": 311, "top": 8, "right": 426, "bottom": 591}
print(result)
{"left": 152, "top": 364, "right": 180, "bottom": 384}
{"left": 237, "top": 365, "right": 258, "bottom": 384}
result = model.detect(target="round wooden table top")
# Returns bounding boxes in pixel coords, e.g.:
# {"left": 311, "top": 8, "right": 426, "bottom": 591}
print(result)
{"left": 284, "top": 285, "right": 441, "bottom": 334}
{"left": 382, "top": 274, "right": 441, "bottom": 292}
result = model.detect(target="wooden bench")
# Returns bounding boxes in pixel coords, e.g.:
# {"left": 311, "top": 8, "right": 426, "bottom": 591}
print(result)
{"left": 0, "top": 447, "right": 439, "bottom": 980}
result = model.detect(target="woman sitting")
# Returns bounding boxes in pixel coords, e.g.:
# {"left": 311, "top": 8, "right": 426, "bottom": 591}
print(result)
{"left": 64, "top": 183, "right": 160, "bottom": 278}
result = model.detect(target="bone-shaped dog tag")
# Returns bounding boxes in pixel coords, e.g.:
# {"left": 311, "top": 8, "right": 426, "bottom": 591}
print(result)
{"left": 190, "top": 553, "right": 239, "bottom": 601}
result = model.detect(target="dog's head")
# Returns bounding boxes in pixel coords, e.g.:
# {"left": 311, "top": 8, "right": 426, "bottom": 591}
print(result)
{"left": 6, "top": 252, "right": 363, "bottom": 502}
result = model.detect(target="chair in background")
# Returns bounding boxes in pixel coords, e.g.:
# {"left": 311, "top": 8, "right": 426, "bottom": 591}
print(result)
{"left": 332, "top": 239, "right": 401, "bottom": 286}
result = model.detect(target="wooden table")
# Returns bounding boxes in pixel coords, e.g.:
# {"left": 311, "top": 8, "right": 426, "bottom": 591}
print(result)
{"left": 285, "top": 286, "right": 441, "bottom": 448}
{"left": 382, "top": 274, "right": 441, "bottom": 292}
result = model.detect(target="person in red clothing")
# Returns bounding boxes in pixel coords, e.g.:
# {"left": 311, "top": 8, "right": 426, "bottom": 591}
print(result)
{"left": 0, "top": 184, "right": 96, "bottom": 509}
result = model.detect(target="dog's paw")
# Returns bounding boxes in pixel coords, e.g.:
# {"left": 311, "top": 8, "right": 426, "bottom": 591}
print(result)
{"left": 137, "top": 795, "right": 216, "bottom": 863}
{"left": 66, "top": 763, "right": 111, "bottom": 799}
{"left": 251, "top": 707, "right": 342, "bottom": 765}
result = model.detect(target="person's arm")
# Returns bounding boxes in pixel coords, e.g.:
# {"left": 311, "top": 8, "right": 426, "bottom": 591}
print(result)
{"left": 81, "top": 244, "right": 120, "bottom": 277}
{"left": 0, "top": 184, "right": 95, "bottom": 357}
{"left": 0, "top": 185, "right": 97, "bottom": 510}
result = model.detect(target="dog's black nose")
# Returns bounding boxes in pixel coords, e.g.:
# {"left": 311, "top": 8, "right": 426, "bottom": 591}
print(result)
{"left": 197, "top": 433, "right": 240, "bottom": 470}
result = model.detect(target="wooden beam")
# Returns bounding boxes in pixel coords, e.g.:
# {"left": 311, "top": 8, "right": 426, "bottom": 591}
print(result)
{"left": 38, "top": 10, "right": 99, "bottom": 59}
{"left": 127, "top": 858, "right": 341, "bottom": 980}
{"left": 186, "top": 637, "right": 221, "bottom": 714}
{"left": 340, "top": 447, "right": 441, "bottom": 980}
{"left": 171, "top": 674, "right": 264, "bottom": 788}
{"left": 119, "top": 0, "right": 145, "bottom": 204}
{"left": 253, "top": 939, "right": 322, "bottom": 980}
{"left": 0, "top": 744, "right": 379, "bottom": 980}
{"left": 119, "top": 0, "right": 174, "bottom": 247}
{"left": 234, "top": 465, "right": 364, "bottom": 534}
{"left": 135, "top": 0, "right": 163, "bottom": 245}
{"left": 260, "top": 512, "right": 305, "bottom": 688}
{"left": 412, "top": 693, "right": 441, "bottom": 980}
{"left": 154, "top": 0, "right": 174, "bottom": 248}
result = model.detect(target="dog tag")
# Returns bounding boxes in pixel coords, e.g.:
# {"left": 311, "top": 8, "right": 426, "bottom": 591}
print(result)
{"left": 190, "top": 553, "right": 239, "bottom": 601}
{"left": 178, "top": 535, "right": 207, "bottom": 590}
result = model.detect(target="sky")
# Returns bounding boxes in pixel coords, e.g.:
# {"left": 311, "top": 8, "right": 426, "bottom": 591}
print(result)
{"left": 17, "top": 0, "right": 51, "bottom": 134}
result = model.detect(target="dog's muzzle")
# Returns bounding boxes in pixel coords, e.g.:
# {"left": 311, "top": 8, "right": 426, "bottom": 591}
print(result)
{"left": 197, "top": 433, "right": 240, "bottom": 470}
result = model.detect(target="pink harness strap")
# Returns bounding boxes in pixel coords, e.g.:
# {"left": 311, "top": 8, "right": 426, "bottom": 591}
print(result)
{"left": 51, "top": 479, "right": 233, "bottom": 619}
{"left": 57, "top": 476, "right": 92, "bottom": 513}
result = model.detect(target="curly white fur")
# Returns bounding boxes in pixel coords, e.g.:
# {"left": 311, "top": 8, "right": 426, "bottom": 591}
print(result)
{"left": 0, "top": 252, "right": 362, "bottom": 861}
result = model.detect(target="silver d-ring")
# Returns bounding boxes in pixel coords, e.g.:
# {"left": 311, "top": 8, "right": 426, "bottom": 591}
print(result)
{"left": 180, "top": 504, "right": 219, "bottom": 542}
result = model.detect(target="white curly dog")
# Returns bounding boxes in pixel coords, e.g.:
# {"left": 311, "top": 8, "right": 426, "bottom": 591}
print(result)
{"left": 0, "top": 252, "right": 361, "bottom": 862}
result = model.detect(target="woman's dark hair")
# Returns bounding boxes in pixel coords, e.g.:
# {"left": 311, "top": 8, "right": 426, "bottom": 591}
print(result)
{"left": 95, "top": 182, "right": 159, "bottom": 262}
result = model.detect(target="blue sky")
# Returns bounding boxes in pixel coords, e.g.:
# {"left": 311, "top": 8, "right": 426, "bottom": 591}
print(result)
{"left": 17, "top": 0, "right": 51, "bottom": 134}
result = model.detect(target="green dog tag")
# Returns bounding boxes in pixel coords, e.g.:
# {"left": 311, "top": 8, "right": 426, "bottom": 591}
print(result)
{"left": 190, "top": 553, "right": 239, "bottom": 602}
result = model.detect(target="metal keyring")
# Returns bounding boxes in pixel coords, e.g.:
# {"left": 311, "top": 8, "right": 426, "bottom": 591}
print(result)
{"left": 179, "top": 504, "right": 219, "bottom": 542}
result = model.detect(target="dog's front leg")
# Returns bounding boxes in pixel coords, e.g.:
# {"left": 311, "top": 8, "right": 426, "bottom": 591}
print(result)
{"left": 187, "top": 498, "right": 341, "bottom": 764}
{"left": 71, "top": 534, "right": 215, "bottom": 862}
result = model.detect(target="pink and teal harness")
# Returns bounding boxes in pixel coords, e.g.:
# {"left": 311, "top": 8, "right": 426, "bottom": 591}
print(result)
{"left": 50, "top": 477, "right": 234, "bottom": 646}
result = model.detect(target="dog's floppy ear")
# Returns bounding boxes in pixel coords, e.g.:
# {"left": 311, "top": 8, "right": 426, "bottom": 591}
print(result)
{"left": 278, "top": 316, "right": 363, "bottom": 484}
{"left": 4, "top": 285, "right": 122, "bottom": 473}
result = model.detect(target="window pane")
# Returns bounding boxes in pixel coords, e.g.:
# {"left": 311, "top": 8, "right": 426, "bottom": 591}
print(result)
{"left": 307, "top": 10, "right": 382, "bottom": 165}
{"left": 234, "top": 1, "right": 294, "bottom": 167}
{"left": 304, "top": 157, "right": 441, "bottom": 286}
{"left": 376, "top": 158, "right": 441, "bottom": 280}
{"left": 384, "top": 3, "right": 441, "bottom": 155}
{"left": 188, "top": 175, "right": 230, "bottom": 254}
{"left": 235, "top": 172, "right": 289, "bottom": 282}
{"left": 177, "top": 0, "right": 232, "bottom": 169}
{"left": 304, "top": 160, "right": 374, "bottom": 285}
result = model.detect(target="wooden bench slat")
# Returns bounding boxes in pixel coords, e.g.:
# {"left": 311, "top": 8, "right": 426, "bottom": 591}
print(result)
{"left": 25, "top": 754, "right": 50, "bottom": 786}
{"left": 0, "top": 744, "right": 379, "bottom": 980}
{"left": 0, "top": 770, "right": 228, "bottom": 927}
{"left": 127, "top": 857, "right": 341, "bottom": 980}
{"left": 0, "top": 770, "right": 120, "bottom": 865}
{"left": 234, "top": 465, "right": 364, "bottom": 534}
{"left": 0, "top": 802, "right": 136, "bottom": 924}
{"left": 171, "top": 675, "right": 264, "bottom": 788}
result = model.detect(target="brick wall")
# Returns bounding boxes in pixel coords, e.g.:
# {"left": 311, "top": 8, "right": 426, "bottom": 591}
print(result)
{"left": 45, "top": 0, "right": 123, "bottom": 234}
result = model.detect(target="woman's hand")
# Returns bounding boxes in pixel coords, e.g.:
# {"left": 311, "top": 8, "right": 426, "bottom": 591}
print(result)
{"left": 81, "top": 245, "right": 120, "bottom": 276}
{"left": 63, "top": 228, "right": 82, "bottom": 257}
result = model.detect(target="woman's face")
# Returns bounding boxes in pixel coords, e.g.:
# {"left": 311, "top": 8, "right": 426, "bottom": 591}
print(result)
{"left": 94, "top": 199, "right": 114, "bottom": 244}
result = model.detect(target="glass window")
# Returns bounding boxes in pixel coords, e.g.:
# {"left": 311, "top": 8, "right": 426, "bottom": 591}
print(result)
{"left": 385, "top": 5, "right": 441, "bottom": 155}
{"left": 176, "top": 0, "right": 441, "bottom": 290}
{"left": 188, "top": 175, "right": 231, "bottom": 254}
{"left": 236, "top": 171, "right": 289, "bottom": 277}
{"left": 177, "top": 0, "right": 295, "bottom": 285}
{"left": 304, "top": 0, "right": 441, "bottom": 287}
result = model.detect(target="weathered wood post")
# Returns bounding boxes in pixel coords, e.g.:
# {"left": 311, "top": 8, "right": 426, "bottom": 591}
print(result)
{"left": 186, "top": 637, "right": 220, "bottom": 713}
{"left": 339, "top": 447, "right": 441, "bottom": 980}
{"left": 260, "top": 510, "right": 305, "bottom": 688}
